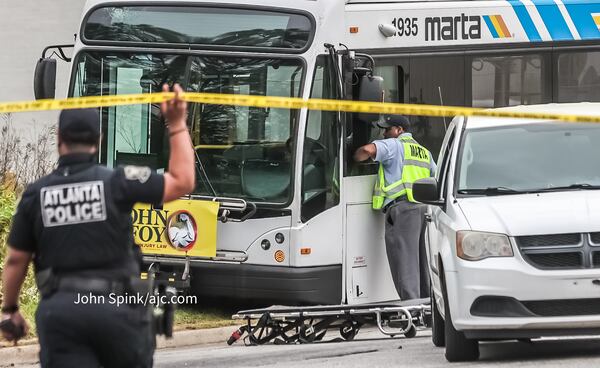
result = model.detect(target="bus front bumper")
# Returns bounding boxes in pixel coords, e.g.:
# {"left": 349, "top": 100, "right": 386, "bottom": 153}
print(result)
{"left": 190, "top": 263, "right": 343, "bottom": 305}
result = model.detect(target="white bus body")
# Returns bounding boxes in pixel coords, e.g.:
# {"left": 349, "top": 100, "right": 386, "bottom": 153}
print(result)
{"left": 62, "top": 0, "right": 600, "bottom": 305}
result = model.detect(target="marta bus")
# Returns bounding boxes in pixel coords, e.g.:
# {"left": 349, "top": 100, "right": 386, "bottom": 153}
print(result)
{"left": 34, "top": 0, "right": 600, "bottom": 306}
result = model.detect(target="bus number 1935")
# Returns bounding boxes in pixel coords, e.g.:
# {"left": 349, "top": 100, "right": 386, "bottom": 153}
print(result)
{"left": 391, "top": 17, "right": 418, "bottom": 37}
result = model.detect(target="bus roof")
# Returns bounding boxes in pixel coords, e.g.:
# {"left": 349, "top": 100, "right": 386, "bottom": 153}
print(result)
{"left": 80, "top": 0, "right": 600, "bottom": 52}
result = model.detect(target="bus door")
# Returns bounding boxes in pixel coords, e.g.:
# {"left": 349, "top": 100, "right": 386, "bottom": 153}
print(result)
{"left": 342, "top": 53, "right": 398, "bottom": 305}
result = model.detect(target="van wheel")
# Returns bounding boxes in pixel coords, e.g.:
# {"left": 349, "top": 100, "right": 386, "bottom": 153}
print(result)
{"left": 431, "top": 290, "right": 445, "bottom": 347}
{"left": 441, "top": 275, "right": 479, "bottom": 361}
{"left": 444, "top": 311, "right": 479, "bottom": 362}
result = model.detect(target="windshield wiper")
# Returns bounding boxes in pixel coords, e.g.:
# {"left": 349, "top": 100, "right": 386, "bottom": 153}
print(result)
{"left": 457, "top": 187, "right": 523, "bottom": 196}
{"left": 533, "top": 183, "right": 600, "bottom": 192}
{"left": 194, "top": 150, "right": 218, "bottom": 197}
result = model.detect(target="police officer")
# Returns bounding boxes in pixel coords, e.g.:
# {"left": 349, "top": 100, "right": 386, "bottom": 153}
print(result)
{"left": 354, "top": 114, "right": 436, "bottom": 300}
{"left": 0, "top": 84, "right": 195, "bottom": 367}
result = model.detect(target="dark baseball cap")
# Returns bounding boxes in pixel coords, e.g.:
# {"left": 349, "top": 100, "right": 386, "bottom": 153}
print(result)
{"left": 58, "top": 108, "right": 101, "bottom": 144}
{"left": 376, "top": 114, "right": 410, "bottom": 130}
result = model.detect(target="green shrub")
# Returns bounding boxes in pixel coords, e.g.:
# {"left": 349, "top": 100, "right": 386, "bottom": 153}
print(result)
{"left": 0, "top": 186, "right": 17, "bottom": 281}
{"left": 0, "top": 186, "right": 39, "bottom": 337}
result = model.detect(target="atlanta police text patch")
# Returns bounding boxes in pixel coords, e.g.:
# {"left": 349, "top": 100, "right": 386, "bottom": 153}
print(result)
{"left": 41, "top": 181, "right": 107, "bottom": 227}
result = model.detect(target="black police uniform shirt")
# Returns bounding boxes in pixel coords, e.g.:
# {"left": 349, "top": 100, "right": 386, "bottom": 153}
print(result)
{"left": 7, "top": 153, "right": 164, "bottom": 279}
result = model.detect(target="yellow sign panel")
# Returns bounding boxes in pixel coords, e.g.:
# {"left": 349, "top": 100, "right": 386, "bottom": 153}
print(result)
{"left": 132, "top": 199, "right": 219, "bottom": 257}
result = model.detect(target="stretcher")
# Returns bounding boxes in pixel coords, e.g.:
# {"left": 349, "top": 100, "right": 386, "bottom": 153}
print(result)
{"left": 226, "top": 299, "right": 431, "bottom": 346}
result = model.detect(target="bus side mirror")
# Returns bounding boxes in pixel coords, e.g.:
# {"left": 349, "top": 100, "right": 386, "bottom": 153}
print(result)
{"left": 356, "top": 75, "right": 383, "bottom": 124}
{"left": 34, "top": 58, "right": 57, "bottom": 100}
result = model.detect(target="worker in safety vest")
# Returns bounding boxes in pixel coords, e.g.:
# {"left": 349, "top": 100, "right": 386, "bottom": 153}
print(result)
{"left": 353, "top": 114, "right": 436, "bottom": 300}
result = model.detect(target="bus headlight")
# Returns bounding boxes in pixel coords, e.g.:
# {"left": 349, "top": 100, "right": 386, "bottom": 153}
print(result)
{"left": 456, "top": 231, "right": 513, "bottom": 261}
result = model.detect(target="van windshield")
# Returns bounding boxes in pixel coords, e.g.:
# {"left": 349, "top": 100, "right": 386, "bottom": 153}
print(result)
{"left": 457, "top": 122, "right": 600, "bottom": 193}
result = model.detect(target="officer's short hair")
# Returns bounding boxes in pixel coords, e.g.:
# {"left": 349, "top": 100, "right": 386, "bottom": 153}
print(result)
{"left": 58, "top": 109, "right": 100, "bottom": 145}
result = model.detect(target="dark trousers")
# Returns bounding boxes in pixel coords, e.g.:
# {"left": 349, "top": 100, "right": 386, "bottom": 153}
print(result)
{"left": 36, "top": 291, "right": 155, "bottom": 368}
{"left": 384, "top": 201, "right": 430, "bottom": 301}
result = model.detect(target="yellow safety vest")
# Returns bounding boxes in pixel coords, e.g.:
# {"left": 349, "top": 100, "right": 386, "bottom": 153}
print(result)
{"left": 372, "top": 135, "right": 432, "bottom": 209}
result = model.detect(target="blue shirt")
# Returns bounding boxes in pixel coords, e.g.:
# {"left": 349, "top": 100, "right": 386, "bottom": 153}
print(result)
{"left": 373, "top": 133, "right": 437, "bottom": 206}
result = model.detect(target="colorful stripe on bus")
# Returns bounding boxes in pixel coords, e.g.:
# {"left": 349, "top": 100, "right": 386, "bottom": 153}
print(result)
{"left": 484, "top": 15, "right": 512, "bottom": 38}
{"left": 508, "top": 0, "right": 600, "bottom": 41}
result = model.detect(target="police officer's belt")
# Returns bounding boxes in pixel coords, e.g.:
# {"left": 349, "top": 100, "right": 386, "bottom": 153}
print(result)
{"left": 383, "top": 195, "right": 408, "bottom": 213}
{"left": 56, "top": 276, "right": 128, "bottom": 295}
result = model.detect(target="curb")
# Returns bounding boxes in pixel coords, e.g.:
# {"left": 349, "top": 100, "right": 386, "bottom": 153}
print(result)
{"left": 0, "top": 326, "right": 236, "bottom": 367}
{"left": 156, "top": 326, "right": 234, "bottom": 350}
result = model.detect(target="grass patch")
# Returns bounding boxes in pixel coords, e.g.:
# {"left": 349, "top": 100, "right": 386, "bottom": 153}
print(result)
{"left": 174, "top": 305, "right": 238, "bottom": 331}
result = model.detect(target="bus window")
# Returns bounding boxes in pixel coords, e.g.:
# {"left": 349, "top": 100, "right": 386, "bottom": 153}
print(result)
{"left": 71, "top": 51, "right": 187, "bottom": 169}
{"left": 302, "top": 55, "right": 340, "bottom": 221}
{"left": 345, "top": 63, "right": 406, "bottom": 177}
{"left": 471, "top": 54, "right": 551, "bottom": 108}
{"left": 375, "top": 64, "right": 402, "bottom": 103}
{"left": 557, "top": 51, "right": 600, "bottom": 102}
{"left": 187, "top": 56, "right": 303, "bottom": 204}
{"left": 409, "top": 55, "right": 465, "bottom": 160}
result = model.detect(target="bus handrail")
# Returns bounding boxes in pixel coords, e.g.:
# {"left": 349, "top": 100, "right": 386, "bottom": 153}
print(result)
{"left": 143, "top": 250, "right": 248, "bottom": 264}
{"left": 188, "top": 195, "right": 248, "bottom": 211}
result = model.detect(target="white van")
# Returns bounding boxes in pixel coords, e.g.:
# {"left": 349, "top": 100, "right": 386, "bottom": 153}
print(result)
{"left": 413, "top": 103, "right": 600, "bottom": 362}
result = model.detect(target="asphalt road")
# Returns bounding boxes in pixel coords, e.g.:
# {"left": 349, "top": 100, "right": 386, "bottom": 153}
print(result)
{"left": 155, "top": 328, "right": 600, "bottom": 368}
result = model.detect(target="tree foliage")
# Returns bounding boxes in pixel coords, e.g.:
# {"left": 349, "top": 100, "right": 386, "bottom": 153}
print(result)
{"left": 0, "top": 114, "right": 56, "bottom": 337}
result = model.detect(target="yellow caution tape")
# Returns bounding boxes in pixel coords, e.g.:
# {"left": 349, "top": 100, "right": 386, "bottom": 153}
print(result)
{"left": 1, "top": 92, "right": 600, "bottom": 123}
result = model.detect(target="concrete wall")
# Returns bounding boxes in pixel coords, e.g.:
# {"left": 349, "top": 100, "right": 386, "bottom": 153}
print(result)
{"left": 0, "top": 0, "right": 86, "bottom": 138}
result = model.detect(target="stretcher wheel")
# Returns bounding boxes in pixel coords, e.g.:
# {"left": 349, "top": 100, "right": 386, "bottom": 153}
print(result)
{"left": 423, "top": 311, "right": 433, "bottom": 328}
{"left": 299, "top": 324, "right": 316, "bottom": 343}
{"left": 340, "top": 321, "right": 359, "bottom": 341}
{"left": 404, "top": 325, "right": 417, "bottom": 338}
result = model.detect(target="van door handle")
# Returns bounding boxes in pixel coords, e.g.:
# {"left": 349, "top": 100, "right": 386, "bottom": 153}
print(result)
{"left": 424, "top": 214, "right": 432, "bottom": 223}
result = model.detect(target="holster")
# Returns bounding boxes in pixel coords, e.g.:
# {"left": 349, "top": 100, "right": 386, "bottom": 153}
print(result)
{"left": 35, "top": 268, "right": 58, "bottom": 298}
{"left": 128, "top": 275, "right": 174, "bottom": 338}
{"left": 128, "top": 276, "right": 154, "bottom": 323}
{"left": 128, "top": 276, "right": 152, "bottom": 296}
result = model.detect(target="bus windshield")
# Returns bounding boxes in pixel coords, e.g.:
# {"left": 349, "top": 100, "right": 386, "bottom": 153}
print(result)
{"left": 72, "top": 51, "right": 303, "bottom": 204}
{"left": 83, "top": 5, "right": 313, "bottom": 51}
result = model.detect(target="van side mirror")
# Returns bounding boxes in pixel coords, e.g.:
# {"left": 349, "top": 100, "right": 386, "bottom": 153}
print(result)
{"left": 413, "top": 177, "right": 445, "bottom": 206}
{"left": 356, "top": 75, "right": 383, "bottom": 124}
{"left": 34, "top": 58, "right": 57, "bottom": 100}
